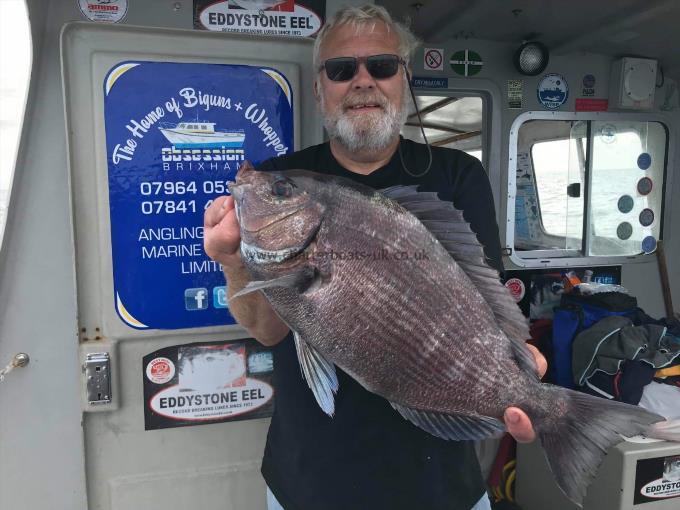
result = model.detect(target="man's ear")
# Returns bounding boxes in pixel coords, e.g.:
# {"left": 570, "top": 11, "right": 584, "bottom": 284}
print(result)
{"left": 313, "top": 80, "right": 320, "bottom": 103}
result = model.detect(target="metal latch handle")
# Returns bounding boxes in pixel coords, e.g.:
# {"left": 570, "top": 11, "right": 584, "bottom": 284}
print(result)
{"left": 0, "top": 353, "right": 30, "bottom": 382}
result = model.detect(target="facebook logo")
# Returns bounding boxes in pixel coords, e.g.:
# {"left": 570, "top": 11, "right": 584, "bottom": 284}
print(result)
{"left": 213, "top": 286, "right": 228, "bottom": 309}
{"left": 184, "top": 288, "right": 208, "bottom": 311}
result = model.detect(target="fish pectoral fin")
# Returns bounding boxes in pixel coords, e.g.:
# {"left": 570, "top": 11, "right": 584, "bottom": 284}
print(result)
{"left": 390, "top": 402, "right": 506, "bottom": 441}
{"left": 230, "top": 269, "right": 314, "bottom": 300}
{"left": 293, "top": 330, "right": 339, "bottom": 417}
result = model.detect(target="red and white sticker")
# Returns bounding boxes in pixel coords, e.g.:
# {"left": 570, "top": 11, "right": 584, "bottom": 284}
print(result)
{"left": 505, "top": 278, "right": 526, "bottom": 302}
{"left": 78, "top": 0, "right": 128, "bottom": 23}
{"left": 146, "top": 357, "right": 176, "bottom": 384}
{"left": 423, "top": 48, "right": 444, "bottom": 71}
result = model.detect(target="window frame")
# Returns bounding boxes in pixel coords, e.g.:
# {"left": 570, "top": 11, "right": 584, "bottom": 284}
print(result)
{"left": 402, "top": 89, "right": 490, "bottom": 173}
{"left": 507, "top": 110, "right": 673, "bottom": 268}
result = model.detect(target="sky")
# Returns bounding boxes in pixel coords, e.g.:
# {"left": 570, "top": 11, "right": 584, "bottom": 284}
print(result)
{"left": 0, "top": 0, "right": 31, "bottom": 192}
{"left": 0, "top": 0, "right": 31, "bottom": 242}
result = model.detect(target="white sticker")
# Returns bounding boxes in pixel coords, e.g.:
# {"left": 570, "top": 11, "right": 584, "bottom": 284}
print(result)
{"left": 640, "top": 478, "right": 680, "bottom": 499}
{"left": 78, "top": 0, "right": 128, "bottom": 23}
{"left": 149, "top": 378, "right": 274, "bottom": 421}
{"left": 197, "top": 1, "right": 322, "bottom": 37}
{"left": 423, "top": 48, "right": 444, "bottom": 71}
{"left": 146, "top": 357, "right": 176, "bottom": 384}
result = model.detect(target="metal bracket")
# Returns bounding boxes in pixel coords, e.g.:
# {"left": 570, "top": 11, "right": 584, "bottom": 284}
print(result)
{"left": 84, "top": 352, "right": 111, "bottom": 405}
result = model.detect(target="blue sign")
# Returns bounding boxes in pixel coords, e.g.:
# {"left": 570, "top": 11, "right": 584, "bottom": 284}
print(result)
{"left": 637, "top": 153, "right": 652, "bottom": 170}
{"left": 537, "top": 73, "right": 568, "bottom": 109}
{"left": 104, "top": 61, "right": 294, "bottom": 329}
{"left": 412, "top": 77, "right": 449, "bottom": 89}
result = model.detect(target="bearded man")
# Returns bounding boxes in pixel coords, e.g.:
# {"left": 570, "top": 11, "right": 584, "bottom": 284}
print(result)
{"left": 204, "top": 5, "right": 546, "bottom": 510}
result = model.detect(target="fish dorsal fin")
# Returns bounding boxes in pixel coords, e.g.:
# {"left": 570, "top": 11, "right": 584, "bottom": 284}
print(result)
{"left": 293, "top": 330, "right": 339, "bottom": 416}
{"left": 390, "top": 402, "right": 505, "bottom": 440}
{"left": 380, "top": 186, "right": 537, "bottom": 379}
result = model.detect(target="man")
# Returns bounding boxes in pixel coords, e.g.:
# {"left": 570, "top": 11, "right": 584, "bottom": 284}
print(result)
{"left": 204, "top": 5, "right": 547, "bottom": 510}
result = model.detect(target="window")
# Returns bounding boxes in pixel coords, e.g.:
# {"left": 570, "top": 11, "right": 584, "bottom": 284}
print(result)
{"left": 510, "top": 115, "right": 667, "bottom": 265}
{"left": 402, "top": 95, "right": 484, "bottom": 163}
{"left": 0, "top": 0, "right": 31, "bottom": 248}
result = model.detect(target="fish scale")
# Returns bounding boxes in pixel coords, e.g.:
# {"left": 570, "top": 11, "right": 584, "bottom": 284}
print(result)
{"left": 273, "top": 188, "right": 521, "bottom": 415}
{"left": 230, "top": 164, "right": 675, "bottom": 507}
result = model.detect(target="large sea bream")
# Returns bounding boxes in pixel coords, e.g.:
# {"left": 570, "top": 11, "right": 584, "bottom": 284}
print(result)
{"left": 229, "top": 162, "right": 675, "bottom": 507}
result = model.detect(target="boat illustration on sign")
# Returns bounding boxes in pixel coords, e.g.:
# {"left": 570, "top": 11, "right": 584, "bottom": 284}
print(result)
{"left": 159, "top": 122, "right": 245, "bottom": 148}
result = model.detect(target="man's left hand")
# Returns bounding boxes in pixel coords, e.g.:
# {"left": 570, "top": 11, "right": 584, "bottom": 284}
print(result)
{"left": 504, "top": 344, "right": 547, "bottom": 443}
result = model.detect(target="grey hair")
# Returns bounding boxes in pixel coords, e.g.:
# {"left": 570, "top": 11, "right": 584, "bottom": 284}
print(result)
{"left": 312, "top": 4, "right": 420, "bottom": 70}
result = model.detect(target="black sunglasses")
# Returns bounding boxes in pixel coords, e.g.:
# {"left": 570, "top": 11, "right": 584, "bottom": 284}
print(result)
{"left": 319, "top": 54, "right": 405, "bottom": 82}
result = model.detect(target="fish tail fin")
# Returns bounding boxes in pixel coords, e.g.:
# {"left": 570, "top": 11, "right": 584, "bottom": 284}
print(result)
{"left": 646, "top": 418, "right": 680, "bottom": 441}
{"left": 536, "top": 386, "right": 665, "bottom": 507}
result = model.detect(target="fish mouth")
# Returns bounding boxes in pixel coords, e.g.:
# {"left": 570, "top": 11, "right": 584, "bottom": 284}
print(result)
{"left": 240, "top": 221, "right": 321, "bottom": 266}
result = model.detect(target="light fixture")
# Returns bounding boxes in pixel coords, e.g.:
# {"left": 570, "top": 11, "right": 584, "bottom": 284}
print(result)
{"left": 514, "top": 41, "right": 549, "bottom": 76}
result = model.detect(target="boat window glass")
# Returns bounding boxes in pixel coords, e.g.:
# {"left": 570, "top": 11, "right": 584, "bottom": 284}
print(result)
{"left": 511, "top": 117, "right": 668, "bottom": 265}
{"left": 0, "top": 0, "right": 31, "bottom": 249}
{"left": 402, "top": 94, "right": 485, "bottom": 165}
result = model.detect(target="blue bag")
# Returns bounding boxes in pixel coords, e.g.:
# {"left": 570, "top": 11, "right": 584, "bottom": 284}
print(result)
{"left": 551, "top": 292, "right": 637, "bottom": 388}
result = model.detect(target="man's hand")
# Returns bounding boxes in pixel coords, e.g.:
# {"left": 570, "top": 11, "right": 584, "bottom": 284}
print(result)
{"left": 204, "top": 195, "right": 290, "bottom": 346}
{"left": 504, "top": 344, "right": 548, "bottom": 443}
{"left": 204, "top": 195, "right": 242, "bottom": 270}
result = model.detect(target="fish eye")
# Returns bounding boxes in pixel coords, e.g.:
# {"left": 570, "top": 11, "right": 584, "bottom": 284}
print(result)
{"left": 271, "top": 179, "right": 295, "bottom": 198}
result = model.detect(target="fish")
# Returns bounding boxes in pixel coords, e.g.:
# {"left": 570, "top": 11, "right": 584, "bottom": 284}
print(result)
{"left": 228, "top": 161, "right": 677, "bottom": 507}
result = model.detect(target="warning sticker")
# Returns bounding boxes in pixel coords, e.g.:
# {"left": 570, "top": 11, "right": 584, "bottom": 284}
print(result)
{"left": 450, "top": 50, "right": 484, "bottom": 76}
{"left": 423, "top": 48, "right": 444, "bottom": 71}
{"left": 634, "top": 455, "right": 680, "bottom": 504}
{"left": 143, "top": 339, "right": 274, "bottom": 430}
{"left": 575, "top": 98, "right": 608, "bottom": 111}
{"left": 508, "top": 80, "right": 523, "bottom": 109}
{"left": 411, "top": 76, "right": 448, "bottom": 89}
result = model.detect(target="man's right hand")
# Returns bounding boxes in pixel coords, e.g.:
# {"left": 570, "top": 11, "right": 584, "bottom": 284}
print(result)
{"left": 204, "top": 195, "right": 242, "bottom": 270}
{"left": 203, "top": 195, "right": 290, "bottom": 346}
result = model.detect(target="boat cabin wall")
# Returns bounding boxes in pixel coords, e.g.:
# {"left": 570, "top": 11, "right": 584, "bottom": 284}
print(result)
{"left": 6, "top": 0, "right": 678, "bottom": 317}
{"left": 407, "top": 35, "right": 679, "bottom": 317}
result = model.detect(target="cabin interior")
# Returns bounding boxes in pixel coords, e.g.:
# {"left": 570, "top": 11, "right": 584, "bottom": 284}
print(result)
{"left": 1, "top": 1, "right": 679, "bottom": 509}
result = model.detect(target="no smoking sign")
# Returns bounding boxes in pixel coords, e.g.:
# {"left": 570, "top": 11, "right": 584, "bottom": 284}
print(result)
{"left": 423, "top": 48, "right": 444, "bottom": 71}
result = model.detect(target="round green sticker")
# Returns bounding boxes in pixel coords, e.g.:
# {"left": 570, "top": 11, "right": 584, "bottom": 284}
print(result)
{"left": 450, "top": 50, "right": 484, "bottom": 76}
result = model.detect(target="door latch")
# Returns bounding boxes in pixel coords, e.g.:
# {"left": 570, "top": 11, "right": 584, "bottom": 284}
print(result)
{"left": 84, "top": 352, "right": 111, "bottom": 405}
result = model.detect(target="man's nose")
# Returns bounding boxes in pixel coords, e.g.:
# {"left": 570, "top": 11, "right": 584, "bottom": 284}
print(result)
{"left": 351, "top": 62, "right": 376, "bottom": 89}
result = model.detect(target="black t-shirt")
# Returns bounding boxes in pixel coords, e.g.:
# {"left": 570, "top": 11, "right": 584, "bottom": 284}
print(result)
{"left": 256, "top": 138, "right": 502, "bottom": 510}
